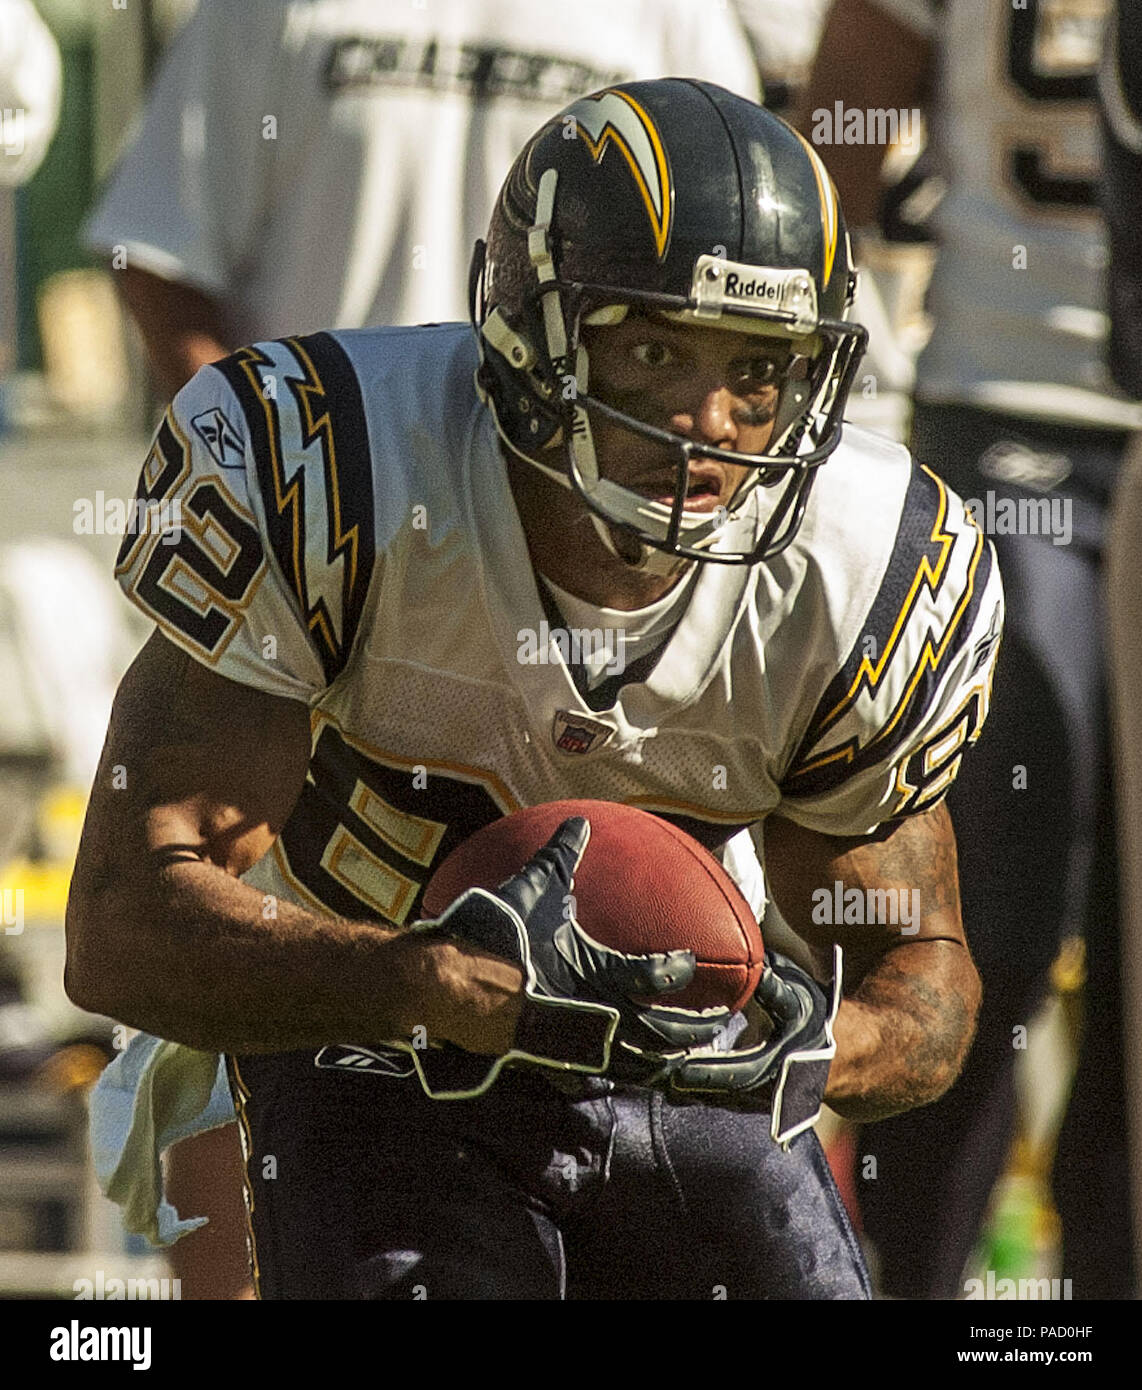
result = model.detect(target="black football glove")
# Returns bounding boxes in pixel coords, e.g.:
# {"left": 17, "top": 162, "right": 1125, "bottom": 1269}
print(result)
{"left": 399, "top": 817, "right": 735, "bottom": 1099}
{"left": 650, "top": 945, "right": 843, "bottom": 1148}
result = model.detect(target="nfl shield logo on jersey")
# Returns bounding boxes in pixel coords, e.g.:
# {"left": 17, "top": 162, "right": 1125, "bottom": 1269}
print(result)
{"left": 552, "top": 710, "right": 615, "bottom": 755}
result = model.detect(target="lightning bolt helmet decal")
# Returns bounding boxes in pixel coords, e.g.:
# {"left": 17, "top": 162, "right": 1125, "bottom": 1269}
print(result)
{"left": 566, "top": 89, "right": 673, "bottom": 260}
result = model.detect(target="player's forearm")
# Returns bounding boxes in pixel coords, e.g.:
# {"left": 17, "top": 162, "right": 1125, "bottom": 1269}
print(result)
{"left": 117, "top": 266, "right": 231, "bottom": 398}
{"left": 823, "top": 938, "right": 980, "bottom": 1121}
{"left": 794, "top": 0, "right": 932, "bottom": 227}
{"left": 65, "top": 859, "right": 521, "bottom": 1054}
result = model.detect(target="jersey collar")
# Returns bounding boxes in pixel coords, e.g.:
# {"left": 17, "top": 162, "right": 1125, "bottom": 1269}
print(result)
{"left": 466, "top": 407, "right": 760, "bottom": 733}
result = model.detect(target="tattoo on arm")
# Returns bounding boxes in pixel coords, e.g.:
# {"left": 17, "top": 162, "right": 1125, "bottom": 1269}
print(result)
{"left": 845, "top": 944, "right": 977, "bottom": 1114}
{"left": 766, "top": 803, "right": 980, "bottom": 1117}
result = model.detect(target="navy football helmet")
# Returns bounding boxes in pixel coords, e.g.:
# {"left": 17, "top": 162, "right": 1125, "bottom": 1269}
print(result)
{"left": 470, "top": 79, "right": 867, "bottom": 570}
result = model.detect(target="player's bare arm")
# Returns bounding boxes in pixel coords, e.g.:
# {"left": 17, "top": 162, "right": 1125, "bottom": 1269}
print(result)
{"left": 64, "top": 631, "right": 525, "bottom": 1056}
{"left": 765, "top": 802, "right": 979, "bottom": 1121}
{"left": 117, "top": 266, "right": 232, "bottom": 398}
{"left": 795, "top": 0, "right": 932, "bottom": 225}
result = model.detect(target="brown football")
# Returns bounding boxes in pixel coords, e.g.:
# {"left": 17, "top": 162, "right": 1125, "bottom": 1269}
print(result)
{"left": 421, "top": 799, "right": 763, "bottom": 1012}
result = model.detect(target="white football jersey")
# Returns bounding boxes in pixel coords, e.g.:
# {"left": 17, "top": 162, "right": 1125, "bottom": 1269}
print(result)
{"left": 114, "top": 324, "right": 1003, "bottom": 924}
{"left": 84, "top": 0, "right": 759, "bottom": 340}
{"left": 869, "top": 0, "right": 1142, "bottom": 427}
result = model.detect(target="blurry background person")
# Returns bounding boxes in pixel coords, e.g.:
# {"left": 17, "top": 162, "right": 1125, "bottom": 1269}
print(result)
{"left": 85, "top": 0, "right": 760, "bottom": 398}
{"left": 0, "top": 3, "right": 143, "bottom": 1294}
{"left": 736, "top": 0, "right": 932, "bottom": 450}
{"left": 0, "top": 0, "right": 61, "bottom": 187}
{"left": 1101, "top": 0, "right": 1142, "bottom": 1292}
{"left": 82, "top": 0, "right": 762, "bottom": 1298}
{"left": 802, "top": 0, "right": 1139, "bottom": 1299}
{"left": 1, "top": 0, "right": 61, "bottom": 399}
{"left": 0, "top": 0, "right": 67, "bottom": 1076}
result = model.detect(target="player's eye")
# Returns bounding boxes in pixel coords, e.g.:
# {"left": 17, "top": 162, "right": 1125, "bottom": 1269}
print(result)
{"left": 732, "top": 356, "right": 785, "bottom": 392}
{"left": 631, "top": 341, "right": 676, "bottom": 369}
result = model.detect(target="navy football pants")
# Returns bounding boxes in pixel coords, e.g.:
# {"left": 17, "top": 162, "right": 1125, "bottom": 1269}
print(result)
{"left": 227, "top": 1052, "right": 869, "bottom": 1300}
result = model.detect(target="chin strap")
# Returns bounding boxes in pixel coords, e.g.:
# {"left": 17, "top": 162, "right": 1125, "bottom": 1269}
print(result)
{"left": 589, "top": 515, "right": 676, "bottom": 574}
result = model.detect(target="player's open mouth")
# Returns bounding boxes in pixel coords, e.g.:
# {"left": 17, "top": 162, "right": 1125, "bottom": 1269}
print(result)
{"left": 635, "top": 467, "right": 725, "bottom": 511}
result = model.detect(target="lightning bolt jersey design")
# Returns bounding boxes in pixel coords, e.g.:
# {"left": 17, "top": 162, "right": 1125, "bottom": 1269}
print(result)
{"left": 115, "top": 322, "right": 1003, "bottom": 928}
{"left": 116, "top": 333, "right": 376, "bottom": 692}
{"left": 212, "top": 337, "right": 376, "bottom": 684}
{"left": 782, "top": 460, "right": 996, "bottom": 808}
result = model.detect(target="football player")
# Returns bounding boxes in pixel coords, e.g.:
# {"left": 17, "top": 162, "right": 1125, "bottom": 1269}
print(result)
{"left": 65, "top": 80, "right": 1002, "bottom": 1299}
{"left": 83, "top": 0, "right": 763, "bottom": 1302}
{"left": 85, "top": 0, "right": 760, "bottom": 397}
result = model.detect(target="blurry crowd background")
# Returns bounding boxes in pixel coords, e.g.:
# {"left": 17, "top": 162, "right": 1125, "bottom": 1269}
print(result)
{"left": 0, "top": 0, "right": 1137, "bottom": 1301}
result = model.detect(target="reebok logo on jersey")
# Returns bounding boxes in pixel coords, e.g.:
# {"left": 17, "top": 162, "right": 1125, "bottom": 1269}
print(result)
{"left": 191, "top": 407, "right": 244, "bottom": 470}
{"left": 979, "top": 440, "right": 1071, "bottom": 492}
{"left": 969, "top": 603, "right": 1002, "bottom": 680}
{"left": 314, "top": 1044, "right": 416, "bottom": 1078}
